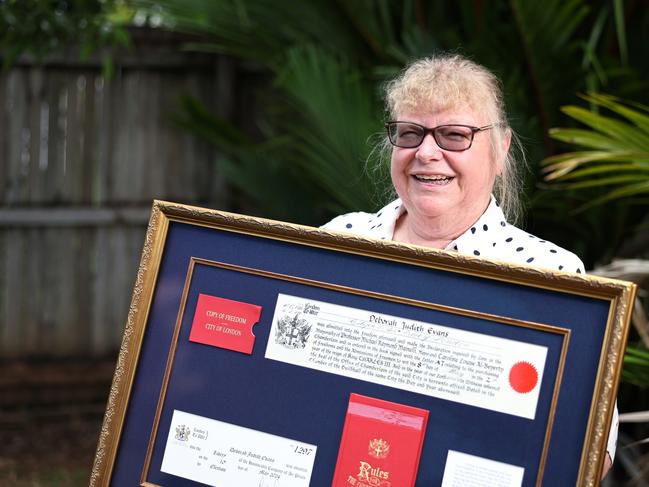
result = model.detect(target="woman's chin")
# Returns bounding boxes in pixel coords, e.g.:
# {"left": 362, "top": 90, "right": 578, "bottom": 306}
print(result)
{"left": 406, "top": 200, "right": 455, "bottom": 219}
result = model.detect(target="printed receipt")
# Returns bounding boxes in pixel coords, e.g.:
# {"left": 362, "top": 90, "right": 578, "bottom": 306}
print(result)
{"left": 161, "top": 410, "right": 317, "bottom": 487}
{"left": 265, "top": 294, "right": 549, "bottom": 419}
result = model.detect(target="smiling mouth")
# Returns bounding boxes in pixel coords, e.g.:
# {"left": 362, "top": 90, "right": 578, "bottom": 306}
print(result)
{"left": 413, "top": 175, "right": 454, "bottom": 184}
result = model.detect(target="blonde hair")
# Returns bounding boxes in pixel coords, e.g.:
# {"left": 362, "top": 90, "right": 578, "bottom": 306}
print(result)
{"left": 381, "top": 54, "right": 526, "bottom": 224}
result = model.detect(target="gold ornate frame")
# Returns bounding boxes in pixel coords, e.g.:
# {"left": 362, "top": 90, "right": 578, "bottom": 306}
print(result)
{"left": 90, "top": 200, "right": 636, "bottom": 487}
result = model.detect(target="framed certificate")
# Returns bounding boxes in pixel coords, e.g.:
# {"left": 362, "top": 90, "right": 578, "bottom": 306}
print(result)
{"left": 90, "top": 201, "right": 635, "bottom": 487}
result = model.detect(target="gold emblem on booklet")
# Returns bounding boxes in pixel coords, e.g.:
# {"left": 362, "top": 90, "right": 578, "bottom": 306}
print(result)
{"left": 368, "top": 438, "right": 390, "bottom": 459}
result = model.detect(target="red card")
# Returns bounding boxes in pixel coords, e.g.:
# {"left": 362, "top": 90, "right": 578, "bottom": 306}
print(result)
{"left": 189, "top": 294, "right": 262, "bottom": 354}
{"left": 332, "top": 394, "right": 428, "bottom": 487}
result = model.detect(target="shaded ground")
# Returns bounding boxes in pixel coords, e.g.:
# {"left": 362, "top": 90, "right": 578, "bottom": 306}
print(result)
{"left": 0, "top": 360, "right": 115, "bottom": 487}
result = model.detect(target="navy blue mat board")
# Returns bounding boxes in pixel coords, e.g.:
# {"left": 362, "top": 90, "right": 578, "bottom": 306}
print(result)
{"left": 90, "top": 202, "right": 634, "bottom": 487}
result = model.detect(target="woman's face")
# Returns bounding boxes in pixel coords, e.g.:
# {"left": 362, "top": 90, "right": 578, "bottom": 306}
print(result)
{"left": 390, "top": 107, "right": 504, "bottom": 227}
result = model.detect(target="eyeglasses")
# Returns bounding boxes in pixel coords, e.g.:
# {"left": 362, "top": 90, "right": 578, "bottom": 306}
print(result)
{"left": 385, "top": 121, "right": 495, "bottom": 151}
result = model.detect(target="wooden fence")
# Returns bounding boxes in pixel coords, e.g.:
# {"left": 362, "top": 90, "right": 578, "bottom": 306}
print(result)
{"left": 0, "top": 28, "right": 241, "bottom": 358}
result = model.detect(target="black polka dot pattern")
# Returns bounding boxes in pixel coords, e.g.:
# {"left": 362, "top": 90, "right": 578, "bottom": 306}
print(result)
{"left": 321, "top": 197, "right": 586, "bottom": 277}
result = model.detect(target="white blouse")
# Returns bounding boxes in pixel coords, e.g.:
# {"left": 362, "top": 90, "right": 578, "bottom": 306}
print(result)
{"left": 322, "top": 197, "right": 585, "bottom": 272}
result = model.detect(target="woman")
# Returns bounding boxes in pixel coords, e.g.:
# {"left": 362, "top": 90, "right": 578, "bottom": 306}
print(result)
{"left": 322, "top": 54, "right": 615, "bottom": 477}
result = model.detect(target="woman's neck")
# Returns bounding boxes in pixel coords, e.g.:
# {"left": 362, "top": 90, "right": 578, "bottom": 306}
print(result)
{"left": 392, "top": 213, "right": 460, "bottom": 248}
{"left": 392, "top": 201, "right": 490, "bottom": 249}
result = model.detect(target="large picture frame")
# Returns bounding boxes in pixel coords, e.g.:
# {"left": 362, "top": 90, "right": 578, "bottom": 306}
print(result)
{"left": 90, "top": 201, "right": 635, "bottom": 487}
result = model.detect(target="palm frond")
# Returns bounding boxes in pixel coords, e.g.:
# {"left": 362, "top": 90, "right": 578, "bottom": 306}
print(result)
{"left": 555, "top": 164, "right": 649, "bottom": 182}
{"left": 272, "top": 45, "right": 386, "bottom": 212}
{"left": 622, "top": 345, "right": 649, "bottom": 388}
{"left": 548, "top": 128, "right": 635, "bottom": 151}
{"left": 560, "top": 106, "right": 649, "bottom": 150}
{"left": 509, "top": 0, "right": 591, "bottom": 153}
{"left": 580, "top": 93, "right": 649, "bottom": 133}
{"left": 543, "top": 94, "right": 649, "bottom": 208}
{"left": 543, "top": 151, "right": 649, "bottom": 179}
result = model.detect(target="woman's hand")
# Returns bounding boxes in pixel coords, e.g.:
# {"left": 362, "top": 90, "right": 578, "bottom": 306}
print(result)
{"left": 601, "top": 453, "right": 612, "bottom": 479}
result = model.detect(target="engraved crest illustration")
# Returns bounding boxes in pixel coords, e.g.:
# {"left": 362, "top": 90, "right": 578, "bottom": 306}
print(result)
{"left": 275, "top": 313, "right": 311, "bottom": 349}
{"left": 174, "top": 424, "right": 191, "bottom": 441}
{"left": 368, "top": 438, "right": 390, "bottom": 459}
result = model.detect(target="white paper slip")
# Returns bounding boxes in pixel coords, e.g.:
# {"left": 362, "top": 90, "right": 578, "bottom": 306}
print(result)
{"left": 441, "top": 450, "right": 524, "bottom": 487}
{"left": 265, "top": 293, "right": 548, "bottom": 419}
{"left": 161, "top": 410, "right": 317, "bottom": 487}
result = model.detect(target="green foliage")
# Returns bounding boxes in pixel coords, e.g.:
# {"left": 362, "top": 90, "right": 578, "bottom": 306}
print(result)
{"left": 136, "top": 0, "right": 649, "bottom": 254}
{"left": 175, "top": 46, "right": 388, "bottom": 221}
{"left": 623, "top": 345, "right": 649, "bottom": 388}
{"left": 543, "top": 93, "right": 649, "bottom": 209}
{"left": 152, "top": 0, "right": 404, "bottom": 223}
{"left": 0, "top": 0, "right": 131, "bottom": 73}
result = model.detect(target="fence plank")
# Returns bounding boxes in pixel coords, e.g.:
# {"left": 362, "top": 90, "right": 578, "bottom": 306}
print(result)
{"left": 0, "top": 73, "right": 7, "bottom": 199}
{"left": 1, "top": 230, "right": 32, "bottom": 357}
{"left": 91, "top": 226, "right": 111, "bottom": 355}
{"left": 37, "top": 228, "right": 59, "bottom": 354}
{"left": 0, "top": 27, "right": 240, "bottom": 357}
{"left": 4, "top": 71, "right": 29, "bottom": 204}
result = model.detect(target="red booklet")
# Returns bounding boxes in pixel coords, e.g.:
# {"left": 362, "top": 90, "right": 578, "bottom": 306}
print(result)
{"left": 332, "top": 393, "right": 428, "bottom": 487}
{"left": 188, "top": 294, "right": 261, "bottom": 354}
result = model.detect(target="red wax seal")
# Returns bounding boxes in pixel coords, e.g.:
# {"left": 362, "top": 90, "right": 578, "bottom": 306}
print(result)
{"left": 508, "top": 361, "right": 538, "bottom": 393}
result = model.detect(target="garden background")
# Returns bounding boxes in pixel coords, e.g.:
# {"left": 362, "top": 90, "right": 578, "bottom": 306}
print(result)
{"left": 1, "top": 1, "right": 648, "bottom": 485}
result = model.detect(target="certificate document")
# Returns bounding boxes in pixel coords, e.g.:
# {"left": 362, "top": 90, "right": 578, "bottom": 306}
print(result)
{"left": 161, "top": 410, "right": 317, "bottom": 487}
{"left": 441, "top": 450, "right": 524, "bottom": 487}
{"left": 265, "top": 294, "right": 547, "bottom": 419}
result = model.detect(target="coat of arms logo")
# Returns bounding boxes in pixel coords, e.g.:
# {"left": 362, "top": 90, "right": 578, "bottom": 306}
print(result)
{"left": 275, "top": 314, "right": 311, "bottom": 349}
{"left": 175, "top": 424, "right": 191, "bottom": 441}
{"left": 368, "top": 438, "right": 390, "bottom": 459}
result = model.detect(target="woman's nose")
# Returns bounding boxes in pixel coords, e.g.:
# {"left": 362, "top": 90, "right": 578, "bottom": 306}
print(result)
{"left": 415, "top": 133, "right": 444, "bottom": 161}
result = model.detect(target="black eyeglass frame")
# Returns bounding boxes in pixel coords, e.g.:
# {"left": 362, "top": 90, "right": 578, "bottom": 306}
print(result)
{"left": 385, "top": 121, "right": 495, "bottom": 151}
